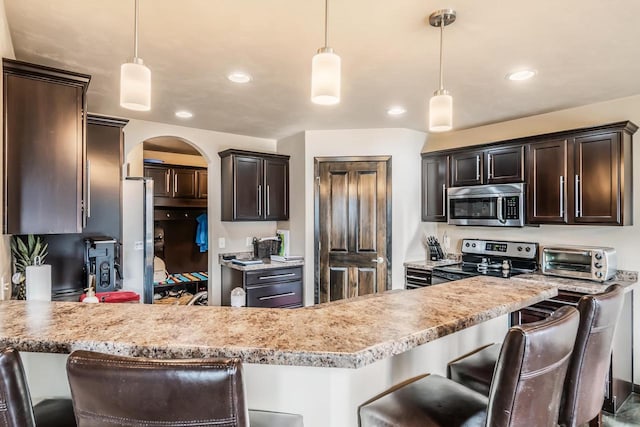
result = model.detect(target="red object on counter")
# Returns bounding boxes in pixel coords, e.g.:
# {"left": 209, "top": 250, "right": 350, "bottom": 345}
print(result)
{"left": 79, "top": 291, "right": 140, "bottom": 303}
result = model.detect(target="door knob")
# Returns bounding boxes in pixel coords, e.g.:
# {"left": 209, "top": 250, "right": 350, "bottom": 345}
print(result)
{"left": 371, "top": 257, "right": 385, "bottom": 264}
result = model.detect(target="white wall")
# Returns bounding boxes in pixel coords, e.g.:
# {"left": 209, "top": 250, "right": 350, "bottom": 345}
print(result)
{"left": 276, "top": 132, "right": 306, "bottom": 256}
{"left": 0, "top": 0, "right": 14, "bottom": 300}
{"left": 295, "top": 128, "right": 428, "bottom": 305}
{"left": 424, "top": 94, "right": 640, "bottom": 384}
{"left": 123, "top": 119, "right": 278, "bottom": 305}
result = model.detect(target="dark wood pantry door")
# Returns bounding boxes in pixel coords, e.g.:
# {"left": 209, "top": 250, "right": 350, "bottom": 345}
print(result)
{"left": 315, "top": 157, "right": 391, "bottom": 303}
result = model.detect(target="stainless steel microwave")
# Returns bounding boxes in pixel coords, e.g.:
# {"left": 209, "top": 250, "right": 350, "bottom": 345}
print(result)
{"left": 448, "top": 183, "right": 525, "bottom": 227}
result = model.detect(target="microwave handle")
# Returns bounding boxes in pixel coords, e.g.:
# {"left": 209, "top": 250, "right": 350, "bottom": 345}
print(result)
{"left": 497, "top": 196, "right": 506, "bottom": 224}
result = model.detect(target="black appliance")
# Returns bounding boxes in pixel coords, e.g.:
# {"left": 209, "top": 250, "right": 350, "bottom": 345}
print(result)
{"left": 431, "top": 238, "right": 538, "bottom": 285}
{"left": 447, "top": 183, "right": 525, "bottom": 227}
{"left": 84, "top": 237, "right": 119, "bottom": 292}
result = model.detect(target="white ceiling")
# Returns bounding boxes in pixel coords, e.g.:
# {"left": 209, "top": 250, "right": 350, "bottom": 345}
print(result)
{"left": 5, "top": 0, "right": 640, "bottom": 139}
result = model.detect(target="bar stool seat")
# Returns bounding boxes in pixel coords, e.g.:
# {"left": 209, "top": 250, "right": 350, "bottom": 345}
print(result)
{"left": 66, "top": 350, "right": 302, "bottom": 427}
{"left": 360, "top": 306, "right": 579, "bottom": 427}
{"left": 447, "top": 284, "right": 624, "bottom": 427}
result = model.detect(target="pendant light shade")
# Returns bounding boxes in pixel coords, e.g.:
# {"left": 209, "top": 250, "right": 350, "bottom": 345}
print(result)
{"left": 120, "top": 58, "right": 151, "bottom": 111}
{"left": 121, "top": 0, "right": 151, "bottom": 111}
{"left": 311, "top": 0, "right": 340, "bottom": 105}
{"left": 428, "top": 9, "right": 456, "bottom": 133}
{"left": 429, "top": 90, "right": 452, "bottom": 132}
{"left": 311, "top": 47, "right": 341, "bottom": 105}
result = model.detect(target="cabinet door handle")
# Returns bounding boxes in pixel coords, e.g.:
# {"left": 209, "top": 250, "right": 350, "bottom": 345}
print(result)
{"left": 476, "top": 156, "right": 481, "bottom": 181}
{"left": 267, "top": 185, "right": 270, "bottom": 216}
{"left": 441, "top": 184, "right": 446, "bottom": 216}
{"left": 165, "top": 171, "right": 170, "bottom": 194}
{"left": 258, "top": 273, "right": 296, "bottom": 280}
{"left": 86, "top": 160, "right": 91, "bottom": 219}
{"left": 258, "top": 184, "right": 262, "bottom": 216}
{"left": 575, "top": 174, "right": 581, "bottom": 217}
{"left": 173, "top": 174, "right": 178, "bottom": 193}
{"left": 258, "top": 292, "right": 295, "bottom": 301}
{"left": 487, "top": 154, "right": 493, "bottom": 179}
{"left": 559, "top": 176, "right": 564, "bottom": 217}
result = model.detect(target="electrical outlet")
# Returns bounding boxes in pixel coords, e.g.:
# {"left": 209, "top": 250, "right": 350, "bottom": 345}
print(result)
{"left": 218, "top": 237, "right": 226, "bottom": 249}
{"left": 246, "top": 237, "right": 253, "bottom": 247}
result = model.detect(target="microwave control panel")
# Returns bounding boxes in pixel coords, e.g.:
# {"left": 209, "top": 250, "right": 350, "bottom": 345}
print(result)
{"left": 504, "top": 196, "right": 520, "bottom": 219}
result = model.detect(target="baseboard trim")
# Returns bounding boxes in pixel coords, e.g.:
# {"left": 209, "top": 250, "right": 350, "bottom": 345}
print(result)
{"left": 633, "top": 383, "right": 640, "bottom": 394}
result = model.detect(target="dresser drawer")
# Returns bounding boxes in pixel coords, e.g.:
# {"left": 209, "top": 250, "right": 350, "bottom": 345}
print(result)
{"left": 245, "top": 266, "right": 302, "bottom": 285}
{"left": 246, "top": 281, "right": 303, "bottom": 308}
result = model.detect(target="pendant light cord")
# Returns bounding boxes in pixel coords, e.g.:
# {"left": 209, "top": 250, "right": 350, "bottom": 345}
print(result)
{"left": 324, "top": 0, "right": 329, "bottom": 47}
{"left": 134, "top": 0, "right": 139, "bottom": 59}
{"left": 438, "top": 19, "right": 444, "bottom": 91}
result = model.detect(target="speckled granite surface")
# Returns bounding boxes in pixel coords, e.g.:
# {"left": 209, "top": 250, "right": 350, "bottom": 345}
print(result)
{"left": 219, "top": 251, "right": 304, "bottom": 271}
{"left": 403, "top": 259, "right": 461, "bottom": 270}
{"left": 0, "top": 277, "right": 555, "bottom": 368}
{"left": 512, "top": 271, "right": 638, "bottom": 294}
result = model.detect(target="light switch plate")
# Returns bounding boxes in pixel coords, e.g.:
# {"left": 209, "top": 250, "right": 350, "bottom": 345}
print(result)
{"left": 218, "top": 237, "right": 226, "bottom": 249}
{"left": 134, "top": 241, "right": 144, "bottom": 250}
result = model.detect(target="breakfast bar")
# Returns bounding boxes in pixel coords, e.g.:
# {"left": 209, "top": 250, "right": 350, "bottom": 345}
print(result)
{"left": 0, "top": 278, "right": 556, "bottom": 426}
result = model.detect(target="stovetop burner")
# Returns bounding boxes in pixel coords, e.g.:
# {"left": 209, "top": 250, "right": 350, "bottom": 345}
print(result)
{"left": 431, "top": 238, "right": 539, "bottom": 283}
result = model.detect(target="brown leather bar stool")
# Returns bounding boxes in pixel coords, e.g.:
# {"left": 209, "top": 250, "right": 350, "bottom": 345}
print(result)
{"left": 359, "top": 306, "right": 579, "bottom": 427}
{"left": 0, "top": 347, "right": 77, "bottom": 427}
{"left": 447, "top": 284, "right": 624, "bottom": 427}
{"left": 66, "top": 350, "right": 303, "bottom": 427}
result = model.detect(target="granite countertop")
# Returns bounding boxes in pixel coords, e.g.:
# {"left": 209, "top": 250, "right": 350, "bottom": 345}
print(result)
{"left": 0, "top": 277, "right": 555, "bottom": 369}
{"left": 403, "top": 258, "right": 461, "bottom": 270}
{"left": 512, "top": 271, "right": 638, "bottom": 294}
{"left": 219, "top": 252, "right": 304, "bottom": 271}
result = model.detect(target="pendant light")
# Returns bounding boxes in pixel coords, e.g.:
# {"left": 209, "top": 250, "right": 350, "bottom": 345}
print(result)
{"left": 311, "top": 0, "right": 341, "bottom": 105}
{"left": 428, "top": 9, "right": 456, "bottom": 132}
{"left": 120, "top": 0, "right": 151, "bottom": 111}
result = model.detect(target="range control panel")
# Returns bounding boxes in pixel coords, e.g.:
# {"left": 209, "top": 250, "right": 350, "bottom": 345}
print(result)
{"left": 461, "top": 239, "right": 538, "bottom": 260}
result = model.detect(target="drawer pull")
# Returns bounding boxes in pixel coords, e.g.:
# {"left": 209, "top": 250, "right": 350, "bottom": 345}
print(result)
{"left": 259, "top": 292, "right": 296, "bottom": 301}
{"left": 258, "top": 273, "right": 296, "bottom": 280}
{"left": 406, "top": 275, "right": 429, "bottom": 281}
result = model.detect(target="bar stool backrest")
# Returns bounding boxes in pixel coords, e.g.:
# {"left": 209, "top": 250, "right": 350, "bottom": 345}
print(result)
{"left": 0, "top": 348, "right": 37, "bottom": 427}
{"left": 66, "top": 351, "right": 250, "bottom": 427}
{"left": 560, "top": 284, "right": 625, "bottom": 427}
{"left": 487, "top": 306, "right": 579, "bottom": 427}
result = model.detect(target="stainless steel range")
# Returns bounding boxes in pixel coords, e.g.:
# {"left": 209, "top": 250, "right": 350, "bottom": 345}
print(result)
{"left": 431, "top": 238, "right": 538, "bottom": 284}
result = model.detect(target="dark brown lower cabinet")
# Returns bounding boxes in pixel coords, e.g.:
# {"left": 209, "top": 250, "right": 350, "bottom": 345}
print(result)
{"left": 511, "top": 289, "right": 633, "bottom": 413}
{"left": 221, "top": 265, "right": 303, "bottom": 308}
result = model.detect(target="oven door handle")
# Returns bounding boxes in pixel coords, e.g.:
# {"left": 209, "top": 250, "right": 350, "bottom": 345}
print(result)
{"left": 496, "top": 196, "right": 506, "bottom": 224}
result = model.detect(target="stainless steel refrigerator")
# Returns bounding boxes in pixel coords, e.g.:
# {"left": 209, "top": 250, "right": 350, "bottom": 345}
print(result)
{"left": 122, "top": 177, "right": 155, "bottom": 303}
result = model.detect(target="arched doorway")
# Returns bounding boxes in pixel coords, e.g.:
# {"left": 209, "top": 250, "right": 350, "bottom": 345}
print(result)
{"left": 122, "top": 135, "right": 212, "bottom": 305}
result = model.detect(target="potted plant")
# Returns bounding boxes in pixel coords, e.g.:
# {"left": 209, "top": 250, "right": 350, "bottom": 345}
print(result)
{"left": 10, "top": 235, "right": 48, "bottom": 300}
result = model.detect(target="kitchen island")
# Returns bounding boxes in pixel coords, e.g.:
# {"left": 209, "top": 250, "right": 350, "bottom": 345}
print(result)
{"left": 1, "top": 277, "right": 556, "bottom": 426}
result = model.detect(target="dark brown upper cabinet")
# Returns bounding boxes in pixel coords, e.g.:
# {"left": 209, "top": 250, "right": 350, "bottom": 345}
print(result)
{"left": 3, "top": 59, "right": 90, "bottom": 234}
{"left": 486, "top": 145, "right": 525, "bottom": 184}
{"left": 526, "top": 122, "right": 636, "bottom": 226}
{"left": 144, "top": 165, "right": 171, "bottom": 197}
{"left": 450, "top": 145, "right": 524, "bottom": 187}
{"left": 219, "top": 149, "right": 290, "bottom": 221}
{"left": 527, "top": 139, "right": 569, "bottom": 224}
{"left": 143, "top": 164, "right": 207, "bottom": 208}
{"left": 264, "top": 158, "right": 289, "bottom": 220}
{"left": 196, "top": 170, "right": 208, "bottom": 199}
{"left": 421, "top": 154, "right": 449, "bottom": 222}
{"left": 450, "top": 150, "right": 484, "bottom": 186}
{"left": 573, "top": 128, "right": 631, "bottom": 225}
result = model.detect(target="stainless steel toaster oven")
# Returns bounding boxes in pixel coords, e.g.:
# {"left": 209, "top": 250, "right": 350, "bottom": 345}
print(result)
{"left": 541, "top": 245, "right": 617, "bottom": 282}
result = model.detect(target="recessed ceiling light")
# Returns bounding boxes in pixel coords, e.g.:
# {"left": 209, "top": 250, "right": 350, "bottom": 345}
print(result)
{"left": 227, "top": 72, "right": 252, "bottom": 84}
{"left": 506, "top": 69, "right": 537, "bottom": 81}
{"left": 387, "top": 106, "right": 407, "bottom": 116}
{"left": 175, "top": 111, "right": 193, "bottom": 119}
